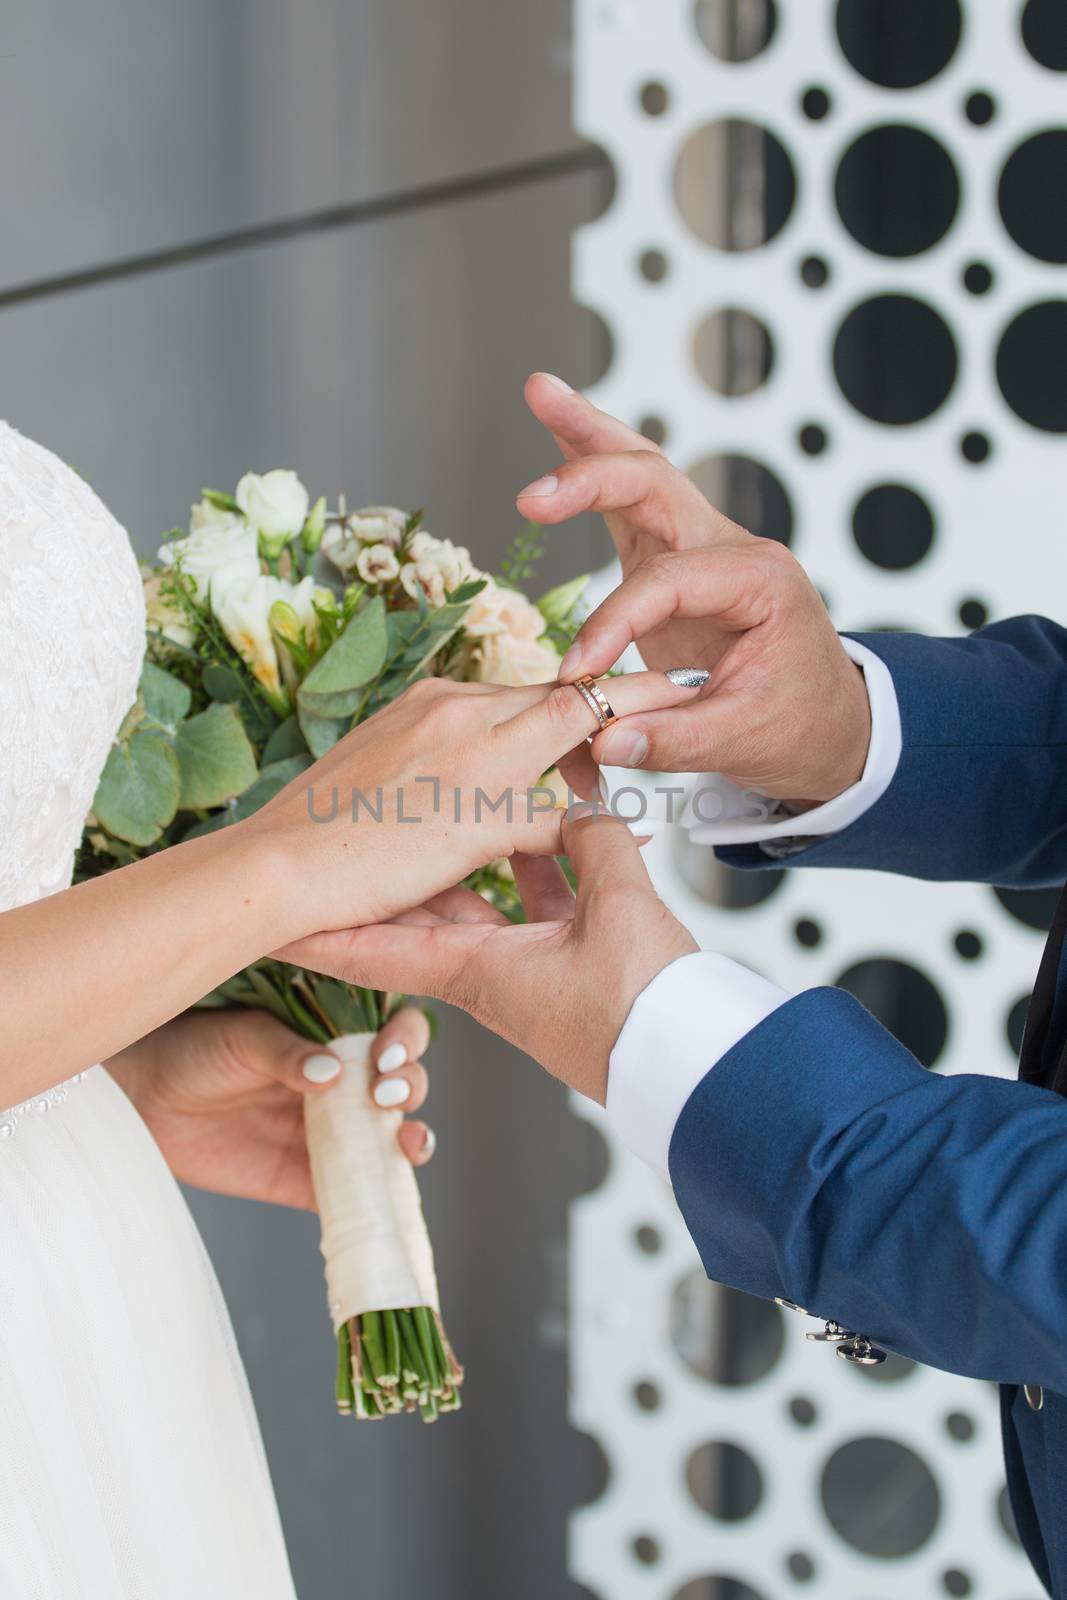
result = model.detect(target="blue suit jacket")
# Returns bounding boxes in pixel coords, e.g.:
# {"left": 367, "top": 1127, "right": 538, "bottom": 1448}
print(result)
{"left": 670, "top": 617, "right": 1067, "bottom": 1596}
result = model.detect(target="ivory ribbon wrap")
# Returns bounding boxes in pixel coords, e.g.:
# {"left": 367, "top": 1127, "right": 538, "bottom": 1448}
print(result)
{"left": 304, "top": 1032, "right": 440, "bottom": 1330}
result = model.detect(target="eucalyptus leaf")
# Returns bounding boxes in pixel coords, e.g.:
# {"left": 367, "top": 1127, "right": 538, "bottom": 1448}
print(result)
{"left": 201, "top": 664, "right": 244, "bottom": 703}
{"left": 140, "top": 661, "right": 192, "bottom": 727}
{"left": 298, "top": 706, "right": 346, "bottom": 758}
{"left": 181, "top": 753, "right": 313, "bottom": 839}
{"left": 175, "top": 703, "right": 259, "bottom": 808}
{"left": 297, "top": 685, "right": 367, "bottom": 719}
{"left": 261, "top": 715, "right": 309, "bottom": 764}
{"left": 92, "top": 731, "right": 181, "bottom": 846}
{"left": 300, "top": 596, "right": 387, "bottom": 696}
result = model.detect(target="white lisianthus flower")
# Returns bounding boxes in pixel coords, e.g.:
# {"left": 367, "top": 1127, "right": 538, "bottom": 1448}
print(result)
{"left": 399, "top": 533, "right": 476, "bottom": 607}
{"left": 189, "top": 496, "right": 245, "bottom": 537}
{"left": 463, "top": 579, "right": 546, "bottom": 642}
{"left": 356, "top": 542, "right": 401, "bottom": 586}
{"left": 158, "top": 522, "right": 261, "bottom": 606}
{"left": 142, "top": 570, "right": 195, "bottom": 648}
{"left": 235, "top": 469, "right": 310, "bottom": 545}
{"left": 473, "top": 631, "right": 559, "bottom": 687}
{"left": 348, "top": 506, "right": 408, "bottom": 546}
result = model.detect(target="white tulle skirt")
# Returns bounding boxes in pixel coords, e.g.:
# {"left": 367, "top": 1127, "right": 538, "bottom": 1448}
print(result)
{"left": 0, "top": 1067, "right": 298, "bottom": 1600}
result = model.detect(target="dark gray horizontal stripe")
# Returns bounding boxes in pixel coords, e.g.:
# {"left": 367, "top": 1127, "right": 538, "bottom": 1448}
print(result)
{"left": 0, "top": 144, "right": 610, "bottom": 310}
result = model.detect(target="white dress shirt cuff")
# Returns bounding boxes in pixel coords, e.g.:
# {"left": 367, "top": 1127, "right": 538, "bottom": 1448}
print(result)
{"left": 606, "top": 952, "right": 790, "bottom": 1180}
{"left": 680, "top": 637, "right": 903, "bottom": 847}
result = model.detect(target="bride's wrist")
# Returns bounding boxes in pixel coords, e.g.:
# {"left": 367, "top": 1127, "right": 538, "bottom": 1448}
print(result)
{"left": 234, "top": 811, "right": 373, "bottom": 946}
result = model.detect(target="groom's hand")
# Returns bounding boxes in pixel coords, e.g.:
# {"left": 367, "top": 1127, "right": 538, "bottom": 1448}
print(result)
{"left": 518, "top": 375, "right": 871, "bottom": 806}
{"left": 288, "top": 809, "right": 697, "bottom": 1104}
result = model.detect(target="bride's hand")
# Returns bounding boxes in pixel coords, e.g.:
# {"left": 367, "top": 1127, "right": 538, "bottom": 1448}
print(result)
{"left": 251, "top": 668, "right": 706, "bottom": 942}
{"left": 287, "top": 808, "right": 697, "bottom": 1104}
{"left": 106, "top": 1007, "right": 433, "bottom": 1210}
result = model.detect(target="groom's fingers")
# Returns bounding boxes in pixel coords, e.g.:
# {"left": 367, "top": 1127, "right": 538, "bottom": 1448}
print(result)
{"left": 524, "top": 373, "right": 655, "bottom": 462}
{"left": 517, "top": 450, "right": 727, "bottom": 548}
{"left": 510, "top": 853, "right": 575, "bottom": 923}
{"left": 563, "top": 808, "right": 656, "bottom": 905}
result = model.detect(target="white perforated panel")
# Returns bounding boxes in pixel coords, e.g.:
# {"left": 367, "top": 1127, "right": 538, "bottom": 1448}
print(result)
{"left": 569, "top": 2, "right": 1062, "bottom": 1595}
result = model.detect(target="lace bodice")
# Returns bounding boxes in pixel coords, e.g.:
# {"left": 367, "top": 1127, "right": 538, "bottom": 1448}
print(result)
{"left": 0, "top": 421, "right": 145, "bottom": 914}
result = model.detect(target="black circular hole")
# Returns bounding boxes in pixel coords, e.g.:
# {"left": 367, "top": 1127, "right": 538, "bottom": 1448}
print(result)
{"left": 786, "top": 1552, "right": 816, "bottom": 1582}
{"left": 945, "top": 1411, "right": 976, "bottom": 1442}
{"left": 835, "top": 958, "right": 948, "bottom": 1067}
{"left": 634, "top": 1380, "right": 662, "bottom": 1411}
{"left": 943, "top": 1570, "right": 972, "bottom": 1597}
{"left": 997, "top": 301, "right": 1067, "bottom": 433}
{"left": 958, "top": 597, "right": 988, "bottom": 629}
{"left": 633, "top": 1535, "right": 660, "bottom": 1565}
{"left": 673, "top": 1580, "right": 768, "bottom": 1600}
{"left": 821, "top": 1437, "right": 941, "bottom": 1557}
{"left": 687, "top": 453, "right": 794, "bottom": 545}
{"left": 676, "top": 120, "right": 797, "bottom": 250}
{"left": 639, "top": 415, "right": 667, "bottom": 446}
{"left": 834, "top": 295, "right": 958, "bottom": 425}
{"left": 635, "top": 1224, "right": 663, "bottom": 1254}
{"left": 640, "top": 249, "right": 669, "bottom": 283}
{"left": 999, "top": 131, "right": 1067, "bottom": 264}
{"left": 789, "top": 1396, "right": 818, "bottom": 1426}
{"left": 835, "top": 124, "right": 960, "bottom": 258}
{"left": 801, "top": 86, "right": 831, "bottom": 120}
{"left": 640, "top": 81, "right": 670, "bottom": 116}
{"left": 853, "top": 483, "right": 935, "bottom": 571}
{"left": 687, "top": 1440, "right": 764, "bottom": 1522}
{"left": 795, "top": 918, "right": 823, "bottom": 949}
{"left": 1022, "top": 0, "right": 1067, "bottom": 71}
{"left": 953, "top": 930, "right": 983, "bottom": 960}
{"left": 694, "top": 0, "right": 778, "bottom": 61}
{"left": 836, "top": 0, "right": 962, "bottom": 88}
{"left": 995, "top": 884, "right": 1061, "bottom": 931}
{"left": 962, "top": 261, "right": 994, "bottom": 295}
{"left": 964, "top": 91, "right": 996, "bottom": 126}
{"left": 693, "top": 308, "right": 775, "bottom": 397}
{"left": 671, "top": 1276, "right": 786, "bottom": 1385}
{"left": 800, "top": 254, "right": 830, "bottom": 288}
{"left": 960, "top": 431, "right": 991, "bottom": 464}
{"left": 799, "top": 423, "right": 828, "bottom": 455}
{"left": 1007, "top": 994, "right": 1030, "bottom": 1056}
{"left": 849, "top": 1350, "right": 917, "bottom": 1384}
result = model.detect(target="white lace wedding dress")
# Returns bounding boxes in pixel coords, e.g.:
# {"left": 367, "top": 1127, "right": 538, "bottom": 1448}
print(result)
{"left": 0, "top": 422, "right": 298, "bottom": 1599}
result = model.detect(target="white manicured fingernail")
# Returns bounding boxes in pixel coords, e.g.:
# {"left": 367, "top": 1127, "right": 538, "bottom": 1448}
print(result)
{"left": 377, "top": 1042, "right": 408, "bottom": 1074}
{"left": 543, "top": 372, "right": 574, "bottom": 394}
{"left": 374, "top": 1077, "right": 410, "bottom": 1108}
{"left": 518, "top": 473, "right": 559, "bottom": 498}
{"left": 302, "top": 1053, "right": 342, "bottom": 1084}
{"left": 602, "top": 729, "right": 649, "bottom": 767}
{"left": 421, "top": 1127, "right": 437, "bottom": 1158}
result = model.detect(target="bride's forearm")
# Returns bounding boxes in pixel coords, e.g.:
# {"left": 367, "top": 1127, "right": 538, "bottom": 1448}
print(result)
{"left": 0, "top": 822, "right": 306, "bottom": 1106}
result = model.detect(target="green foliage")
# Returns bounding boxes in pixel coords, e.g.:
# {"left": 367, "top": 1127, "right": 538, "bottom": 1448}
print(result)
{"left": 537, "top": 574, "right": 589, "bottom": 628}
{"left": 498, "top": 521, "right": 545, "bottom": 587}
{"left": 261, "top": 716, "right": 309, "bottom": 764}
{"left": 92, "top": 731, "right": 181, "bottom": 847}
{"left": 201, "top": 664, "right": 244, "bottom": 704}
{"left": 298, "top": 596, "right": 388, "bottom": 719}
{"left": 175, "top": 704, "right": 259, "bottom": 809}
{"left": 139, "top": 661, "right": 192, "bottom": 728}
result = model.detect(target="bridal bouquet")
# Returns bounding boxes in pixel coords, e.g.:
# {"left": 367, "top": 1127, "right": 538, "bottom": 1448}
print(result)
{"left": 78, "top": 469, "right": 586, "bottom": 1423}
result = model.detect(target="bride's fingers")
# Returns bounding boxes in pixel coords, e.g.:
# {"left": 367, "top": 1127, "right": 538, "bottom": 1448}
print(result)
{"left": 497, "top": 667, "right": 709, "bottom": 771}
{"left": 418, "top": 885, "right": 511, "bottom": 925}
{"left": 524, "top": 373, "right": 655, "bottom": 462}
{"left": 371, "top": 1005, "right": 430, "bottom": 1072}
{"left": 398, "top": 1120, "right": 436, "bottom": 1166}
{"left": 372, "top": 1059, "right": 429, "bottom": 1113}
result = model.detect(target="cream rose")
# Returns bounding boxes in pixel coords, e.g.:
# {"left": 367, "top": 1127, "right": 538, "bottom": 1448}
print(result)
{"left": 158, "top": 522, "right": 261, "bottom": 606}
{"left": 473, "top": 632, "right": 559, "bottom": 687}
{"left": 356, "top": 543, "right": 401, "bottom": 586}
{"left": 463, "top": 579, "right": 545, "bottom": 642}
{"left": 235, "top": 469, "right": 310, "bottom": 545}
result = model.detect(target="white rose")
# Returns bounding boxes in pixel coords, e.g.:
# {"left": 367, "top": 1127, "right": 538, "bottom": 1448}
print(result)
{"left": 235, "top": 469, "right": 310, "bottom": 543}
{"left": 356, "top": 543, "right": 401, "bottom": 585}
{"left": 189, "top": 497, "right": 244, "bottom": 537}
{"left": 142, "top": 570, "right": 195, "bottom": 649}
{"left": 473, "top": 632, "right": 559, "bottom": 687}
{"left": 463, "top": 579, "right": 545, "bottom": 642}
{"left": 347, "top": 506, "right": 408, "bottom": 546}
{"left": 158, "top": 522, "right": 261, "bottom": 606}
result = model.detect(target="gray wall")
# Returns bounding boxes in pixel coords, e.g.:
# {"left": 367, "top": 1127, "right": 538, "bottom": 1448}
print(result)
{"left": 0, "top": 6, "right": 613, "bottom": 1595}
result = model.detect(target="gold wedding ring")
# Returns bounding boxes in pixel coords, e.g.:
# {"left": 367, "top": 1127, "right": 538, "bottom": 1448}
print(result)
{"left": 572, "top": 674, "right": 618, "bottom": 731}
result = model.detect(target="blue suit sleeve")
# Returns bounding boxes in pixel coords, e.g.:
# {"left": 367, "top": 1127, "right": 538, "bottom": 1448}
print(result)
{"left": 718, "top": 615, "right": 1067, "bottom": 888}
{"left": 669, "top": 986, "right": 1067, "bottom": 1388}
